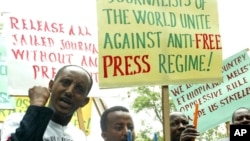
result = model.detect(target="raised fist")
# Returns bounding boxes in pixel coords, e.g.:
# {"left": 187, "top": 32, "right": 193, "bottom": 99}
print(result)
{"left": 28, "top": 86, "right": 50, "bottom": 106}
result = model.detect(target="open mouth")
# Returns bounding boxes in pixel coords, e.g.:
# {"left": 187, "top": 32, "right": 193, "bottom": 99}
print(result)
{"left": 60, "top": 97, "right": 72, "bottom": 106}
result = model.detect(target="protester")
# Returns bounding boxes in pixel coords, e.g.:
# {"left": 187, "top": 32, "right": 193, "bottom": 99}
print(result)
{"left": 220, "top": 107, "right": 250, "bottom": 141}
{"left": 231, "top": 107, "right": 250, "bottom": 125}
{"left": 1, "top": 65, "right": 93, "bottom": 141}
{"left": 100, "top": 106, "right": 135, "bottom": 141}
{"left": 170, "top": 111, "right": 199, "bottom": 141}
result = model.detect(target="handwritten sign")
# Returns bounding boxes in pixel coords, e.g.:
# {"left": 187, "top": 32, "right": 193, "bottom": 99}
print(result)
{"left": 97, "top": 0, "right": 223, "bottom": 88}
{"left": 2, "top": 14, "right": 99, "bottom": 95}
{"left": 169, "top": 49, "right": 250, "bottom": 133}
{"left": 1, "top": 11, "right": 132, "bottom": 98}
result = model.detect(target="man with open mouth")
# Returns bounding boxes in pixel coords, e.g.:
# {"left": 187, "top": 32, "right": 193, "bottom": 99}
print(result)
{"left": 1, "top": 65, "right": 93, "bottom": 141}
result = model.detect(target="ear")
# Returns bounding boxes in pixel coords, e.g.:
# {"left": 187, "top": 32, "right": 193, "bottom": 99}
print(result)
{"left": 101, "top": 131, "right": 107, "bottom": 140}
{"left": 80, "top": 97, "right": 90, "bottom": 107}
{"left": 48, "top": 80, "right": 54, "bottom": 92}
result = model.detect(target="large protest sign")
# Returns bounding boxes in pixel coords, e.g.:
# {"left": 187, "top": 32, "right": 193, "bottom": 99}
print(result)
{"left": 169, "top": 49, "right": 250, "bottom": 133}
{"left": 0, "top": 4, "right": 129, "bottom": 98}
{"left": 97, "top": 0, "right": 223, "bottom": 88}
{"left": 1, "top": 13, "right": 99, "bottom": 96}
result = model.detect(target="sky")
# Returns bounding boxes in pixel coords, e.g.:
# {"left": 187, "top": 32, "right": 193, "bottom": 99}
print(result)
{"left": 1, "top": 0, "right": 250, "bottom": 140}
{"left": 217, "top": 0, "right": 250, "bottom": 58}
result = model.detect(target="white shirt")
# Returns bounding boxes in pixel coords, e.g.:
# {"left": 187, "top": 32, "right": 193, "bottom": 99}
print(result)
{"left": 1, "top": 112, "right": 88, "bottom": 141}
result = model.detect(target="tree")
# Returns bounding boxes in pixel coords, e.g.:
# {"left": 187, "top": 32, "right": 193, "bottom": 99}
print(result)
{"left": 128, "top": 86, "right": 227, "bottom": 141}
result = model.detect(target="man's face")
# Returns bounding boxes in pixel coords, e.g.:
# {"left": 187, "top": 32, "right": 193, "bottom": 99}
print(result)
{"left": 233, "top": 108, "right": 250, "bottom": 125}
{"left": 49, "top": 66, "right": 91, "bottom": 116}
{"left": 170, "top": 112, "right": 189, "bottom": 141}
{"left": 102, "top": 111, "right": 135, "bottom": 141}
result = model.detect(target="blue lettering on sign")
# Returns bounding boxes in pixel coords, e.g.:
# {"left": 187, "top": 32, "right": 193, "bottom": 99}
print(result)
{"left": 0, "top": 65, "right": 7, "bottom": 75}
{"left": 0, "top": 92, "right": 10, "bottom": 103}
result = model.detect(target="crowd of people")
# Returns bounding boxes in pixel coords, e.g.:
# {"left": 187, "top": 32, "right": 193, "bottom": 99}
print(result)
{"left": 0, "top": 65, "right": 249, "bottom": 141}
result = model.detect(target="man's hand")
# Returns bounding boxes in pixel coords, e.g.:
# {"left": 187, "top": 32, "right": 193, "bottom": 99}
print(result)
{"left": 28, "top": 86, "right": 50, "bottom": 106}
{"left": 179, "top": 125, "right": 200, "bottom": 141}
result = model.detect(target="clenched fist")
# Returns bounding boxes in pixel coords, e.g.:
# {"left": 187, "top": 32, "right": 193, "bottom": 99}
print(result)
{"left": 28, "top": 86, "right": 50, "bottom": 106}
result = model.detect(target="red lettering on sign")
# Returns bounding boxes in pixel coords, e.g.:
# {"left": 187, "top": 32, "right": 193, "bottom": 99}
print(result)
{"left": 103, "top": 55, "right": 151, "bottom": 78}
{"left": 195, "top": 33, "right": 221, "bottom": 50}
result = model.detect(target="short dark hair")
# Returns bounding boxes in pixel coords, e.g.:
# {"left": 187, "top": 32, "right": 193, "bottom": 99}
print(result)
{"left": 100, "top": 106, "right": 129, "bottom": 131}
{"left": 232, "top": 107, "right": 250, "bottom": 123}
{"left": 54, "top": 65, "right": 93, "bottom": 94}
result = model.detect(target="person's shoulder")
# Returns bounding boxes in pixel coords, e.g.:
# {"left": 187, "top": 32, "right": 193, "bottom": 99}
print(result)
{"left": 67, "top": 124, "right": 83, "bottom": 131}
{"left": 64, "top": 124, "right": 87, "bottom": 140}
{"left": 67, "top": 124, "right": 86, "bottom": 135}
